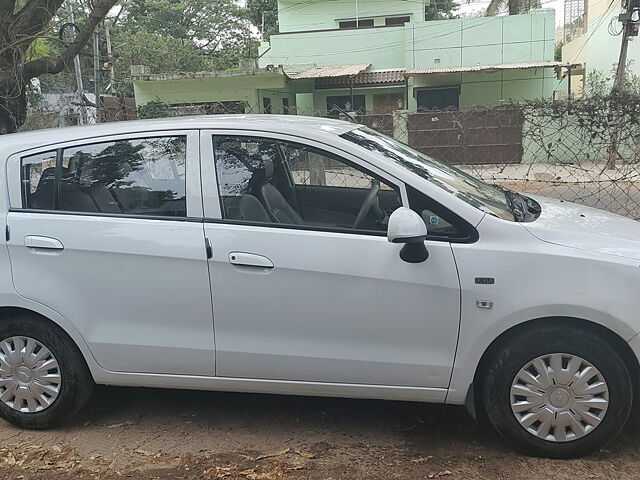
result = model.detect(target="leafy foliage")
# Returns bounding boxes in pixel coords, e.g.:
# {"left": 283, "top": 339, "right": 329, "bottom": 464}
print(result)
{"left": 425, "top": 0, "right": 459, "bottom": 20}
{"left": 509, "top": 87, "right": 640, "bottom": 170}
{"left": 0, "top": 0, "right": 119, "bottom": 133}
{"left": 246, "top": 0, "right": 279, "bottom": 39}
{"left": 120, "top": 0, "right": 249, "bottom": 50}
{"left": 484, "top": 0, "right": 541, "bottom": 16}
{"left": 137, "top": 99, "right": 170, "bottom": 119}
{"left": 554, "top": 42, "right": 563, "bottom": 62}
{"left": 110, "top": 0, "right": 255, "bottom": 95}
{"left": 585, "top": 63, "right": 640, "bottom": 98}
{"left": 111, "top": 30, "right": 214, "bottom": 97}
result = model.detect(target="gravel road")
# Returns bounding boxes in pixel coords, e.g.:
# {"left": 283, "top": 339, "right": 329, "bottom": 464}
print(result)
{"left": 1, "top": 386, "right": 640, "bottom": 479}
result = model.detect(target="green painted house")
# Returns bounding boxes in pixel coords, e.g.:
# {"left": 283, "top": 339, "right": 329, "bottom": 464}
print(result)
{"left": 133, "top": 1, "right": 570, "bottom": 115}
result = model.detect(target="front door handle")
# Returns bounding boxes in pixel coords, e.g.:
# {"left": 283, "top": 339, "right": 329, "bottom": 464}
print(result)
{"left": 24, "top": 235, "right": 64, "bottom": 250}
{"left": 229, "top": 252, "right": 274, "bottom": 268}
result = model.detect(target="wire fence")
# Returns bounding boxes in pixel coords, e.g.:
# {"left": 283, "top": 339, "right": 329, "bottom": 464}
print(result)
{"left": 20, "top": 92, "right": 640, "bottom": 219}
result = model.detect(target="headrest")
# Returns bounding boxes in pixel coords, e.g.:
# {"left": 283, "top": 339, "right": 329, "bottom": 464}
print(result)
{"left": 262, "top": 155, "right": 275, "bottom": 180}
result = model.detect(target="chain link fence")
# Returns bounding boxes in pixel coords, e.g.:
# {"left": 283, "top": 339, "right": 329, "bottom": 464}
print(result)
{"left": 19, "top": 92, "right": 640, "bottom": 219}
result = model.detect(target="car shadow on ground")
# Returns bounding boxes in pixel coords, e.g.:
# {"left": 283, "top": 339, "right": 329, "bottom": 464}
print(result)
{"left": 4, "top": 386, "right": 640, "bottom": 480}
{"left": 76, "top": 385, "right": 640, "bottom": 461}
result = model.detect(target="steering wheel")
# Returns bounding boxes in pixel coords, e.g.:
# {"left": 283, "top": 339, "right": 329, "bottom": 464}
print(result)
{"left": 353, "top": 183, "right": 381, "bottom": 229}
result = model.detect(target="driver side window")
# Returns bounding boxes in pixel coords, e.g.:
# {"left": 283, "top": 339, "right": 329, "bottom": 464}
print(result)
{"left": 213, "top": 135, "right": 401, "bottom": 233}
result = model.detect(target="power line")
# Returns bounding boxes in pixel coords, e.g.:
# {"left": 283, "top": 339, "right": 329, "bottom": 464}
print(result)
{"left": 566, "top": 0, "right": 618, "bottom": 64}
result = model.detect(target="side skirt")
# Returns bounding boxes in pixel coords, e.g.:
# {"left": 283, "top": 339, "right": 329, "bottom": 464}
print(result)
{"left": 93, "top": 371, "right": 448, "bottom": 403}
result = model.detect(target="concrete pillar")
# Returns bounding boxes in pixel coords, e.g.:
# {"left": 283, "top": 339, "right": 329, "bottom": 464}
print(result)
{"left": 393, "top": 110, "right": 409, "bottom": 142}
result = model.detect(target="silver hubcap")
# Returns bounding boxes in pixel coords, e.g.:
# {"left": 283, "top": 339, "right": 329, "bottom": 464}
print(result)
{"left": 0, "top": 336, "right": 61, "bottom": 413}
{"left": 510, "top": 353, "right": 609, "bottom": 442}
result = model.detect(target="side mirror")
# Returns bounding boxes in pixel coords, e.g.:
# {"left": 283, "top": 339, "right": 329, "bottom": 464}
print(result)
{"left": 387, "top": 208, "right": 429, "bottom": 263}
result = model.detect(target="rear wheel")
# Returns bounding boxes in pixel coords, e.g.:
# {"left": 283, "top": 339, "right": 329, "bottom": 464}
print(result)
{"left": 0, "top": 313, "right": 94, "bottom": 429}
{"left": 482, "top": 325, "right": 633, "bottom": 458}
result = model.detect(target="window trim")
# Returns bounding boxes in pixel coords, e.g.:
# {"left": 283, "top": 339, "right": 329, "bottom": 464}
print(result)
{"left": 406, "top": 185, "right": 479, "bottom": 243}
{"left": 204, "top": 217, "right": 388, "bottom": 237}
{"left": 8, "top": 130, "right": 202, "bottom": 219}
{"left": 8, "top": 208, "right": 203, "bottom": 223}
{"left": 18, "top": 149, "right": 58, "bottom": 210}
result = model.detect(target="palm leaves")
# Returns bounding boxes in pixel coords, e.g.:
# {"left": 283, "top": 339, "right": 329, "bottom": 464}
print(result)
{"left": 485, "top": 0, "right": 542, "bottom": 16}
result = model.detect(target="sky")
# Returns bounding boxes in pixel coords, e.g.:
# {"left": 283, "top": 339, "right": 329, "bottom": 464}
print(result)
{"left": 456, "top": 0, "right": 566, "bottom": 26}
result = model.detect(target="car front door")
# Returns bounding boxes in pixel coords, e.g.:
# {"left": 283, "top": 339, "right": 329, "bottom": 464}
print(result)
{"left": 201, "top": 131, "right": 461, "bottom": 389}
{"left": 6, "top": 131, "right": 215, "bottom": 375}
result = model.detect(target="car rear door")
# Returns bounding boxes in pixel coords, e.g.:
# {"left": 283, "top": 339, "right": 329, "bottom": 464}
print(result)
{"left": 200, "top": 130, "right": 462, "bottom": 391}
{"left": 5, "top": 130, "right": 215, "bottom": 375}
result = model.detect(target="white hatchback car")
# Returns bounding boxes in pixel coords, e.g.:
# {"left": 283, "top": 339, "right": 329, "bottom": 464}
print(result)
{"left": 0, "top": 115, "right": 638, "bottom": 458}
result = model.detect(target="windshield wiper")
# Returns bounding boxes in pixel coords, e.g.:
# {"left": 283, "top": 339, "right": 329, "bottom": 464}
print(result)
{"left": 498, "top": 187, "right": 541, "bottom": 222}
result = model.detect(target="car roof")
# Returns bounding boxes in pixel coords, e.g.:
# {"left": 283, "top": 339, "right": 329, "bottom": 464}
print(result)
{"left": 0, "top": 115, "right": 362, "bottom": 157}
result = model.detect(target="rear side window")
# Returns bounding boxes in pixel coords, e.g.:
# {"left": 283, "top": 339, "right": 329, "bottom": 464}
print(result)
{"left": 21, "top": 151, "right": 57, "bottom": 210}
{"left": 21, "top": 136, "right": 187, "bottom": 217}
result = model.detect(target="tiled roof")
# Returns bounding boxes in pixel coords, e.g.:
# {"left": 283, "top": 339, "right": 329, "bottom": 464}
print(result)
{"left": 405, "top": 61, "right": 579, "bottom": 76}
{"left": 288, "top": 64, "right": 370, "bottom": 79}
{"left": 316, "top": 70, "right": 406, "bottom": 88}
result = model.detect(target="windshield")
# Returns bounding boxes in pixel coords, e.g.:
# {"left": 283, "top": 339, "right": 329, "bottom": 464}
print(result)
{"left": 340, "top": 127, "right": 515, "bottom": 221}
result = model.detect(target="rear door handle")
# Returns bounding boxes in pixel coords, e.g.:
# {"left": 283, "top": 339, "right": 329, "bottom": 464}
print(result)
{"left": 229, "top": 252, "right": 273, "bottom": 268}
{"left": 24, "top": 235, "right": 64, "bottom": 250}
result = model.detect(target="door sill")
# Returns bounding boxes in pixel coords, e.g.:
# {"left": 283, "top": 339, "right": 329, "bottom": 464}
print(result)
{"left": 93, "top": 370, "right": 448, "bottom": 403}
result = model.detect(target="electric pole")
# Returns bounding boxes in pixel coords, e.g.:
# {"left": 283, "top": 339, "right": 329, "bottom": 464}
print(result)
{"left": 104, "top": 20, "right": 117, "bottom": 96}
{"left": 612, "top": 0, "right": 640, "bottom": 93}
{"left": 607, "top": 0, "right": 639, "bottom": 168}
{"left": 65, "top": 0, "right": 87, "bottom": 125}
{"left": 93, "top": 30, "right": 101, "bottom": 123}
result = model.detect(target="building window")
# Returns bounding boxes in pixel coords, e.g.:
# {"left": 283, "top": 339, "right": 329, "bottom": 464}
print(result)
{"left": 282, "top": 97, "right": 290, "bottom": 114}
{"left": 262, "top": 97, "right": 272, "bottom": 114}
{"left": 416, "top": 87, "right": 460, "bottom": 111}
{"left": 385, "top": 16, "right": 410, "bottom": 26}
{"left": 338, "top": 18, "right": 374, "bottom": 29}
{"left": 326, "top": 95, "right": 366, "bottom": 116}
{"left": 372, "top": 93, "right": 404, "bottom": 114}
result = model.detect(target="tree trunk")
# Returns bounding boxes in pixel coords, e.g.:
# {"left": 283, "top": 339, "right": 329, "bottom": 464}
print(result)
{"left": 0, "top": 0, "right": 119, "bottom": 134}
{"left": 0, "top": 71, "right": 27, "bottom": 134}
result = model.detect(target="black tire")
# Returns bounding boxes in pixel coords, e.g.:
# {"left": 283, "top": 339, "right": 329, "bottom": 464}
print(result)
{"left": 0, "top": 313, "right": 94, "bottom": 429}
{"left": 481, "top": 325, "right": 632, "bottom": 458}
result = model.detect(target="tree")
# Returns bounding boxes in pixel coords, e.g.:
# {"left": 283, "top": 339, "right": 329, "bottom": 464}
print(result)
{"left": 118, "top": 0, "right": 250, "bottom": 59}
{"left": 108, "top": 0, "right": 253, "bottom": 95}
{"left": 110, "top": 29, "right": 214, "bottom": 97}
{"left": 425, "top": 0, "right": 459, "bottom": 20}
{"left": 246, "top": 0, "right": 278, "bottom": 39}
{"left": 0, "top": 0, "right": 119, "bottom": 134}
{"left": 554, "top": 41, "right": 563, "bottom": 62}
{"left": 485, "top": 0, "right": 540, "bottom": 16}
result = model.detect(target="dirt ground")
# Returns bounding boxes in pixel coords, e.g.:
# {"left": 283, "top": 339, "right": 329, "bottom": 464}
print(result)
{"left": 1, "top": 387, "right": 640, "bottom": 480}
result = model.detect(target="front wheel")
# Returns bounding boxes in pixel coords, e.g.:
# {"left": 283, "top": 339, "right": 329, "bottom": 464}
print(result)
{"left": 482, "top": 325, "right": 633, "bottom": 458}
{"left": 0, "top": 313, "right": 94, "bottom": 429}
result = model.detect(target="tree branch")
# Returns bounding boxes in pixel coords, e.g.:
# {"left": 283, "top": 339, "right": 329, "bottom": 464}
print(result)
{"left": 0, "top": 0, "right": 17, "bottom": 18}
{"left": 14, "top": 0, "right": 66, "bottom": 40}
{"left": 484, "top": 0, "right": 503, "bottom": 16}
{"left": 21, "top": 0, "right": 118, "bottom": 81}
